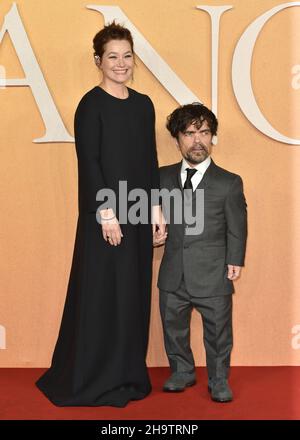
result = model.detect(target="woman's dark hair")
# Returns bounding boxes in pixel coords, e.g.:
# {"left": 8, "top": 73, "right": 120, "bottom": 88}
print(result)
{"left": 93, "top": 21, "right": 134, "bottom": 59}
{"left": 166, "top": 103, "right": 218, "bottom": 139}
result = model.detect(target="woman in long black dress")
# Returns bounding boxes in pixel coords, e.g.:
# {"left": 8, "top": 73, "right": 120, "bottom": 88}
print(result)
{"left": 36, "top": 22, "right": 165, "bottom": 407}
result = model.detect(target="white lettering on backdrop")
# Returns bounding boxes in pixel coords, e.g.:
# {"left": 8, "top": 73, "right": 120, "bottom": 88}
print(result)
{"left": 0, "top": 3, "right": 73, "bottom": 142}
{"left": 0, "top": 2, "right": 299, "bottom": 144}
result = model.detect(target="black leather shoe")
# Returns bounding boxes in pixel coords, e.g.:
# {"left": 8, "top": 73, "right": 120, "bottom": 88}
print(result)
{"left": 208, "top": 378, "right": 233, "bottom": 402}
{"left": 163, "top": 372, "right": 196, "bottom": 392}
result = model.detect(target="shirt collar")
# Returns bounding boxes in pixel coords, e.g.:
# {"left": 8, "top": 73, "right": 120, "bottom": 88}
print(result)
{"left": 181, "top": 155, "right": 211, "bottom": 175}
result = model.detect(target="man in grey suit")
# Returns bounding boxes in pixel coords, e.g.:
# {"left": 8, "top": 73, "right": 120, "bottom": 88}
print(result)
{"left": 154, "top": 103, "right": 247, "bottom": 402}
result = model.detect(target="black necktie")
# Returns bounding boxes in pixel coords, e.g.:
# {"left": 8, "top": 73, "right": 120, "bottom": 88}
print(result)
{"left": 184, "top": 168, "right": 197, "bottom": 190}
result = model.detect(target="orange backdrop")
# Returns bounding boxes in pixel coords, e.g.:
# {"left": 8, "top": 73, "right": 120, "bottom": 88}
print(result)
{"left": 0, "top": 0, "right": 300, "bottom": 367}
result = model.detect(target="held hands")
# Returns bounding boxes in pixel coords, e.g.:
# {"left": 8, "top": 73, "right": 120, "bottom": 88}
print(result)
{"left": 227, "top": 265, "right": 242, "bottom": 281}
{"left": 100, "top": 208, "right": 123, "bottom": 246}
{"left": 152, "top": 205, "right": 168, "bottom": 247}
{"left": 153, "top": 228, "right": 168, "bottom": 247}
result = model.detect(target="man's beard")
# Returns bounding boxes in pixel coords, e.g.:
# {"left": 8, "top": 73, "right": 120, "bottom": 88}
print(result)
{"left": 184, "top": 145, "right": 209, "bottom": 164}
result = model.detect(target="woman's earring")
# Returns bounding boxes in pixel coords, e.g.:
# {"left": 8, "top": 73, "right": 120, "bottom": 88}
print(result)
{"left": 94, "top": 55, "right": 100, "bottom": 67}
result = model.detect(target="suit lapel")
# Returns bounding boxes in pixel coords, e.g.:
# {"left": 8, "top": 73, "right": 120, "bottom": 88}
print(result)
{"left": 194, "top": 159, "right": 216, "bottom": 192}
{"left": 171, "top": 162, "right": 183, "bottom": 190}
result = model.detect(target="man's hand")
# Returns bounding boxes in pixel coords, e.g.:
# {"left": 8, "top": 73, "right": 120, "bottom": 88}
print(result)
{"left": 227, "top": 265, "right": 242, "bottom": 281}
{"left": 153, "top": 229, "right": 168, "bottom": 247}
{"left": 152, "top": 205, "right": 167, "bottom": 247}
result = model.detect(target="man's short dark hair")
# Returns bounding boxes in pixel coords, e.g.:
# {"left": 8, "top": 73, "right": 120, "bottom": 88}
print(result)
{"left": 166, "top": 103, "right": 218, "bottom": 139}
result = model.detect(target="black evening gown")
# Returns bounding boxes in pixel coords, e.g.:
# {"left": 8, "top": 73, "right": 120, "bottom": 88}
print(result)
{"left": 36, "top": 86, "right": 159, "bottom": 407}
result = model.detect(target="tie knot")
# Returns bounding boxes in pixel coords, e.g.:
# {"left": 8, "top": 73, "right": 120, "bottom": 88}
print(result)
{"left": 186, "top": 168, "right": 197, "bottom": 179}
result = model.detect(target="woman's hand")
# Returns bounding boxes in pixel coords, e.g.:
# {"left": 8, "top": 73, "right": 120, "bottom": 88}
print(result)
{"left": 100, "top": 209, "right": 123, "bottom": 246}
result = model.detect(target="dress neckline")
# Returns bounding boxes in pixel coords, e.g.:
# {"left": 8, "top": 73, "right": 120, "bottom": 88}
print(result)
{"left": 95, "top": 85, "right": 132, "bottom": 101}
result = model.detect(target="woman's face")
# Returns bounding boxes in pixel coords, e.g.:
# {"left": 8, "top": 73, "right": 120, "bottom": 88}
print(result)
{"left": 99, "top": 39, "right": 134, "bottom": 85}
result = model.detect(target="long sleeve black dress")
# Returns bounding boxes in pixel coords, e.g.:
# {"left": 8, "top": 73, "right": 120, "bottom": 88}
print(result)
{"left": 36, "top": 86, "right": 159, "bottom": 407}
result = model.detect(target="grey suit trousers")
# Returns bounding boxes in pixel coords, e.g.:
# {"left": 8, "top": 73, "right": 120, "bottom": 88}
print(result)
{"left": 159, "top": 277, "right": 233, "bottom": 380}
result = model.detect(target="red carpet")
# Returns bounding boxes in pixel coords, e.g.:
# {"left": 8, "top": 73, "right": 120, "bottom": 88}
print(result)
{"left": 0, "top": 367, "right": 299, "bottom": 420}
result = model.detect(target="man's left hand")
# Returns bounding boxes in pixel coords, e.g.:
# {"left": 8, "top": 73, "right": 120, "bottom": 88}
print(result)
{"left": 227, "top": 265, "right": 242, "bottom": 281}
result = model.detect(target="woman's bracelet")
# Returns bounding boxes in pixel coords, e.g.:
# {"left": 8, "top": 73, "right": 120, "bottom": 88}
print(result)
{"left": 100, "top": 214, "right": 116, "bottom": 221}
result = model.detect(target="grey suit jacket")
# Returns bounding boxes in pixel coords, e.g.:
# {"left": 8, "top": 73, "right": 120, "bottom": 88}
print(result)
{"left": 157, "top": 159, "right": 247, "bottom": 297}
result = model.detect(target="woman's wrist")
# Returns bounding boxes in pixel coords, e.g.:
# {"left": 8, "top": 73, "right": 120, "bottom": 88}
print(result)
{"left": 99, "top": 208, "right": 116, "bottom": 221}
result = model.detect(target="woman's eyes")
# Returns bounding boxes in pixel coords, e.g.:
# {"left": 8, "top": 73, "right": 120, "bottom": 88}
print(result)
{"left": 108, "top": 55, "right": 132, "bottom": 59}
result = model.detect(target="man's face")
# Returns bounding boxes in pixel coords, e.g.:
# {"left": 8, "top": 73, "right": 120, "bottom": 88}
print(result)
{"left": 177, "top": 120, "right": 213, "bottom": 165}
